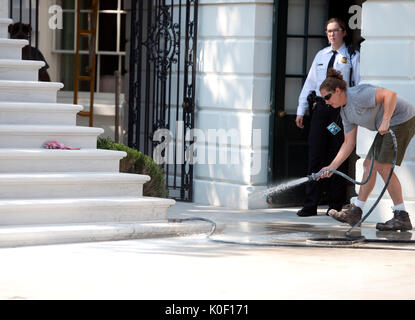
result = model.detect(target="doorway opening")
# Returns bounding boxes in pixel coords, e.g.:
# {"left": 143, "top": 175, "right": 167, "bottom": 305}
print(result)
{"left": 268, "top": 0, "right": 364, "bottom": 207}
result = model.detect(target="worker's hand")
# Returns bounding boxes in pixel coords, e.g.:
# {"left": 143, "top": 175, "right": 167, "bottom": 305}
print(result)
{"left": 378, "top": 120, "right": 390, "bottom": 135}
{"left": 317, "top": 166, "right": 334, "bottom": 180}
{"left": 296, "top": 115, "right": 304, "bottom": 129}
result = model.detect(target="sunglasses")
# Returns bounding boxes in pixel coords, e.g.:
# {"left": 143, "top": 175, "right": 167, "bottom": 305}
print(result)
{"left": 323, "top": 92, "right": 334, "bottom": 101}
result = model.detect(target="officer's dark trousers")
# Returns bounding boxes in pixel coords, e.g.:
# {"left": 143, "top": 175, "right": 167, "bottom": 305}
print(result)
{"left": 304, "top": 101, "right": 348, "bottom": 212}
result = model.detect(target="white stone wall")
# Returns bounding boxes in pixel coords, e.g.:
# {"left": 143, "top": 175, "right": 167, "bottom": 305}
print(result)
{"left": 0, "top": 0, "right": 7, "bottom": 19}
{"left": 357, "top": 0, "right": 415, "bottom": 223}
{"left": 192, "top": 0, "right": 273, "bottom": 209}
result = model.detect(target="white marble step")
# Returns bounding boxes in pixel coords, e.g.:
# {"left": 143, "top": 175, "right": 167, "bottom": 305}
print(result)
{"left": 0, "top": 59, "right": 45, "bottom": 81}
{"left": 0, "top": 80, "right": 63, "bottom": 103}
{"left": 0, "top": 218, "right": 215, "bottom": 248}
{"left": 0, "top": 39, "right": 27, "bottom": 59}
{"left": 0, "top": 148, "right": 126, "bottom": 173}
{"left": 0, "top": 18, "right": 12, "bottom": 38}
{"left": 0, "top": 196, "right": 175, "bottom": 225}
{"left": 0, "top": 172, "right": 150, "bottom": 199}
{"left": 0, "top": 102, "right": 83, "bottom": 125}
{"left": 0, "top": 124, "right": 103, "bottom": 148}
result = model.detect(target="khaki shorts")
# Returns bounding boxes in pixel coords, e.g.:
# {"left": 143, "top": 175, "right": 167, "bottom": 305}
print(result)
{"left": 366, "top": 116, "right": 415, "bottom": 166}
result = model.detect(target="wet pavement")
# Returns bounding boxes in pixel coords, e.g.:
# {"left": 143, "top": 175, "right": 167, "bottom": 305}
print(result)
{"left": 1, "top": 201, "right": 415, "bottom": 299}
{"left": 168, "top": 202, "right": 415, "bottom": 250}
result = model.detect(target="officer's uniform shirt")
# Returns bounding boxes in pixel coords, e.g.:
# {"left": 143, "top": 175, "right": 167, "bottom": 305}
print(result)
{"left": 296, "top": 43, "right": 361, "bottom": 116}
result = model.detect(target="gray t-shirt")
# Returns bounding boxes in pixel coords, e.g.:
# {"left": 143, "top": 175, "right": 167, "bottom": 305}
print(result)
{"left": 341, "top": 84, "right": 415, "bottom": 133}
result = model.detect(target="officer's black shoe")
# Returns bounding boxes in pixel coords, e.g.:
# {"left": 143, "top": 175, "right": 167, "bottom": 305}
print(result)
{"left": 297, "top": 207, "right": 317, "bottom": 217}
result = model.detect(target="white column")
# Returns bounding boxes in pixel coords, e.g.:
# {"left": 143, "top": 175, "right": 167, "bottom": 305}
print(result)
{"left": 192, "top": 0, "right": 273, "bottom": 209}
{"left": 358, "top": 0, "right": 415, "bottom": 222}
{"left": 0, "top": 0, "right": 11, "bottom": 39}
{"left": 0, "top": 0, "right": 8, "bottom": 19}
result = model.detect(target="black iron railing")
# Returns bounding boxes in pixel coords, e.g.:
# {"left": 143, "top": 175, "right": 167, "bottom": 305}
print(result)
{"left": 128, "top": 0, "right": 198, "bottom": 201}
{"left": 9, "top": 0, "right": 39, "bottom": 50}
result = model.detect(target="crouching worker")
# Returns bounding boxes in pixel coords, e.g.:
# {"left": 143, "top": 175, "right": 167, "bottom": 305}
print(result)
{"left": 317, "top": 69, "right": 415, "bottom": 231}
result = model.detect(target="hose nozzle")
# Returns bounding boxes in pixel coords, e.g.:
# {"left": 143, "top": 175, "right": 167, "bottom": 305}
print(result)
{"left": 308, "top": 171, "right": 325, "bottom": 181}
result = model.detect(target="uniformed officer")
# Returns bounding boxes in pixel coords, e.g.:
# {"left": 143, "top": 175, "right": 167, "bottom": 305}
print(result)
{"left": 296, "top": 18, "right": 361, "bottom": 217}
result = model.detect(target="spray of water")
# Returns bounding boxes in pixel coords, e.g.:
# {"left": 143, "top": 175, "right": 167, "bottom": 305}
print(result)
{"left": 267, "top": 177, "right": 309, "bottom": 195}
{"left": 250, "top": 176, "right": 309, "bottom": 201}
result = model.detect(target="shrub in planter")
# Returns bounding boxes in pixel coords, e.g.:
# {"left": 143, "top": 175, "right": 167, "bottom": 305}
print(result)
{"left": 97, "top": 137, "right": 168, "bottom": 198}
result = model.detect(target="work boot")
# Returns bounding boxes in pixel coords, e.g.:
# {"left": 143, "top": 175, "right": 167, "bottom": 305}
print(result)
{"left": 326, "top": 205, "right": 343, "bottom": 216}
{"left": 376, "top": 210, "right": 413, "bottom": 232}
{"left": 328, "top": 203, "right": 362, "bottom": 226}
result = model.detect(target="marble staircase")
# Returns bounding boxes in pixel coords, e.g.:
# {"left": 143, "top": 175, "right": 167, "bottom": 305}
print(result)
{"left": 0, "top": 15, "right": 176, "bottom": 247}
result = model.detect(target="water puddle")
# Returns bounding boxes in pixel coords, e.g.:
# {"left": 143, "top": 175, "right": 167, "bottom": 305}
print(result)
{"left": 213, "top": 220, "right": 415, "bottom": 248}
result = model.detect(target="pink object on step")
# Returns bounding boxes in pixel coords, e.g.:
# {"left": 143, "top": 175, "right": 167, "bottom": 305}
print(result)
{"left": 43, "top": 141, "right": 81, "bottom": 150}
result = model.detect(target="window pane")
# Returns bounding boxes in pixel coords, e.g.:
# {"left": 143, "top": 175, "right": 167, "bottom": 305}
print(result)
{"left": 120, "top": 13, "right": 126, "bottom": 52}
{"left": 307, "top": 38, "right": 327, "bottom": 71}
{"left": 60, "top": 54, "right": 92, "bottom": 91}
{"left": 55, "top": 12, "right": 74, "bottom": 50}
{"left": 100, "top": 54, "right": 118, "bottom": 75}
{"left": 98, "top": 13, "right": 117, "bottom": 51}
{"left": 99, "top": 55, "right": 119, "bottom": 92}
{"left": 284, "top": 77, "right": 303, "bottom": 115}
{"left": 121, "top": 56, "right": 126, "bottom": 93}
{"left": 80, "top": 0, "right": 93, "bottom": 10}
{"left": 308, "top": 0, "right": 328, "bottom": 35}
{"left": 56, "top": 0, "right": 75, "bottom": 10}
{"left": 100, "top": 0, "right": 118, "bottom": 10}
{"left": 287, "top": 0, "right": 305, "bottom": 34}
{"left": 121, "top": 55, "right": 126, "bottom": 75}
{"left": 285, "top": 38, "right": 304, "bottom": 75}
